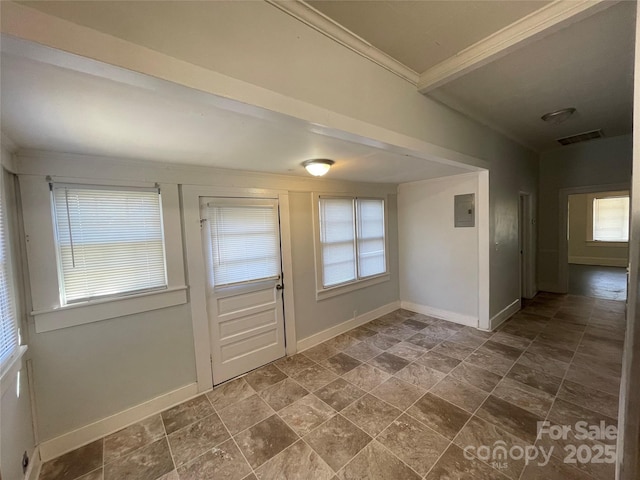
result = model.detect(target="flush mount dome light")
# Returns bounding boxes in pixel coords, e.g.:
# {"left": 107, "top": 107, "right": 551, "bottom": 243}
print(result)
{"left": 541, "top": 107, "right": 576, "bottom": 124}
{"left": 302, "top": 159, "right": 334, "bottom": 176}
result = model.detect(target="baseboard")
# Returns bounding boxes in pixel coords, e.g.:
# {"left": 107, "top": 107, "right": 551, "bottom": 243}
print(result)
{"left": 297, "top": 301, "right": 400, "bottom": 352}
{"left": 487, "top": 298, "right": 521, "bottom": 331}
{"left": 25, "top": 446, "right": 41, "bottom": 480}
{"left": 400, "top": 301, "right": 478, "bottom": 327}
{"left": 39, "top": 382, "right": 199, "bottom": 462}
{"left": 569, "top": 257, "right": 628, "bottom": 267}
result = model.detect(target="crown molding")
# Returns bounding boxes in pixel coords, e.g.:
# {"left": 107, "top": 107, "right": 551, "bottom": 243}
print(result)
{"left": 266, "top": 0, "right": 419, "bottom": 85}
{"left": 418, "top": 0, "right": 619, "bottom": 93}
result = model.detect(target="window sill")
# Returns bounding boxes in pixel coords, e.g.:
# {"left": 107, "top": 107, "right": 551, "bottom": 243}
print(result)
{"left": 316, "top": 274, "right": 390, "bottom": 301}
{"left": 32, "top": 286, "right": 188, "bottom": 333}
{"left": 0, "top": 345, "right": 28, "bottom": 397}
{"left": 586, "top": 241, "right": 629, "bottom": 248}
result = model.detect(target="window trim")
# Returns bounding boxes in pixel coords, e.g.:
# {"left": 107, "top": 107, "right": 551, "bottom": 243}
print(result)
{"left": 21, "top": 177, "right": 187, "bottom": 332}
{"left": 0, "top": 168, "right": 20, "bottom": 374}
{"left": 50, "top": 182, "right": 169, "bottom": 305}
{"left": 585, "top": 190, "right": 630, "bottom": 244}
{"left": 312, "top": 193, "right": 390, "bottom": 300}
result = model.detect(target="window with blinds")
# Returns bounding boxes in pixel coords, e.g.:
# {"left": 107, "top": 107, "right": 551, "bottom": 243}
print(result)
{"left": 319, "top": 197, "right": 386, "bottom": 288}
{"left": 0, "top": 178, "right": 18, "bottom": 368}
{"left": 52, "top": 185, "right": 167, "bottom": 304}
{"left": 593, "top": 195, "right": 630, "bottom": 242}
{"left": 205, "top": 200, "right": 280, "bottom": 288}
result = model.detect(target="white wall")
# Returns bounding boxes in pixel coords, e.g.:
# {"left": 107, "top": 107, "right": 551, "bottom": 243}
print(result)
{"left": 16, "top": 151, "right": 399, "bottom": 446}
{"left": 538, "top": 135, "right": 632, "bottom": 292}
{"left": 1, "top": 0, "right": 539, "bottom": 319}
{"left": 398, "top": 173, "right": 482, "bottom": 325}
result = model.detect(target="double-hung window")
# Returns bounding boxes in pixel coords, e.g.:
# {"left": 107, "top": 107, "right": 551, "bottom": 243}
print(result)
{"left": 592, "top": 194, "right": 630, "bottom": 242}
{"left": 0, "top": 175, "right": 19, "bottom": 370}
{"left": 51, "top": 184, "right": 168, "bottom": 304}
{"left": 318, "top": 197, "right": 386, "bottom": 289}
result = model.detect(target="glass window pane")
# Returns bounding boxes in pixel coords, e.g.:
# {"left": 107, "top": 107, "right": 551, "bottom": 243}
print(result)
{"left": 319, "top": 198, "right": 356, "bottom": 287}
{"left": 206, "top": 203, "right": 280, "bottom": 287}
{"left": 52, "top": 186, "right": 167, "bottom": 303}
{"left": 593, "top": 196, "right": 629, "bottom": 242}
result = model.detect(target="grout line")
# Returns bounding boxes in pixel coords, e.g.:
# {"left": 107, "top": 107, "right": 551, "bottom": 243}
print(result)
{"left": 204, "top": 388, "right": 261, "bottom": 479}
{"left": 516, "top": 298, "right": 602, "bottom": 480}
{"left": 420, "top": 329, "right": 534, "bottom": 480}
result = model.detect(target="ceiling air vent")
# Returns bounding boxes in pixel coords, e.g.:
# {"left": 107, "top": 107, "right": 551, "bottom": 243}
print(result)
{"left": 556, "top": 129, "right": 604, "bottom": 146}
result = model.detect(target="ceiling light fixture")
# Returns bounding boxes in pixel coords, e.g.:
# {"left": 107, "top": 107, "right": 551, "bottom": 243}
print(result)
{"left": 302, "top": 159, "right": 334, "bottom": 177}
{"left": 541, "top": 107, "right": 576, "bottom": 124}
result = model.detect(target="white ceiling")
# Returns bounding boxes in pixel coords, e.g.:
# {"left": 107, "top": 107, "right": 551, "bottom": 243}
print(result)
{"left": 308, "top": 0, "right": 635, "bottom": 152}
{"left": 308, "top": 0, "right": 551, "bottom": 73}
{"left": 432, "top": 1, "right": 635, "bottom": 151}
{"left": 0, "top": 52, "right": 472, "bottom": 183}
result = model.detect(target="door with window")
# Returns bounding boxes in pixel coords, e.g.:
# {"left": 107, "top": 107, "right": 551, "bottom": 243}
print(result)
{"left": 200, "top": 197, "right": 285, "bottom": 384}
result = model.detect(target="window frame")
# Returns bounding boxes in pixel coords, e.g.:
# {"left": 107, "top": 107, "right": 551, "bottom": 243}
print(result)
{"left": 313, "top": 193, "right": 390, "bottom": 300}
{"left": 22, "top": 176, "right": 187, "bottom": 333}
{"left": 0, "top": 167, "right": 22, "bottom": 380}
{"left": 50, "top": 183, "right": 169, "bottom": 305}
{"left": 585, "top": 190, "right": 630, "bottom": 245}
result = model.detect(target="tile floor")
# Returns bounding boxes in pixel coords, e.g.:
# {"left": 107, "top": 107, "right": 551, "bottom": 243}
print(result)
{"left": 568, "top": 264, "right": 627, "bottom": 301}
{"left": 39, "top": 293, "right": 625, "bottom": 480}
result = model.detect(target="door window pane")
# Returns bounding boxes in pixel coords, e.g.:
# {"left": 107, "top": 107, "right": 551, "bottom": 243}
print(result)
{"left": 206, "top": 201, "right": 280, "bottom": 287}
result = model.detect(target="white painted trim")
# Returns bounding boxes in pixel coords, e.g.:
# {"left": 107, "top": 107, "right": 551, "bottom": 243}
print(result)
{"left": 181, "top": 185, "right": 297, "bottom": 390}
{"left": 38, "top": 382, "right": 198, "bottom": 462}
{"left": 477, "top": 170, "right": 490, "bottom": 329}
{"left": 418, "top": 0, "right": 618, "bottom": 92}
{"left": 25, "top": 446, "right": 42, "bottom": 480}
{"left": 399, "top": 301, "right": 478, "bottom": 327}
{"left": 267, "top": 0, "right": 419, "bottom": 85}
{"left": 32, "top": 287, "right": 188, "bottom": 333}
{"left": 569, "top": 256, "right": 628, "bottom": 268}
{"left": 297, "top": 301, "right": 400, "bottom": 352}
{"left": 488, "top": 298, "right": 521, "bottom": 331}
{"left": 277, "top": 193, "right": 298, "bottom": 357}
{"left": 0, "top": 344, "right": 27, "bottom": 396}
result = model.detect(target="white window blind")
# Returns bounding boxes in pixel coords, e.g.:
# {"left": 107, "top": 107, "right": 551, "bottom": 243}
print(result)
{"left": 319, "top": 198, "right": 357, "bottom": 287}
{"left": 0, "top": 179, "right": 18, "bottom": 367}
{"left": 52, "top": 185, "right": 167, "bottom": 304}
{"left": 593, "top": 196, "right": 629, "bottom": 242}
{"left": 357, "top": 199, "right": 386, "bottom": 278}
{"left": 319, "top": 197, "right": 386, "bottom": 288}
{"left": 205, "top": 200, "right": 280, "bottom": 287}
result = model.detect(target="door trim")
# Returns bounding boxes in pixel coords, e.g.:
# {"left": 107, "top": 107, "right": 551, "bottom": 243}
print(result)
{"left": 519, "top": 191, "right": 536, "bottom": 299}
{"left": 182, "top": 185, "right": 297, "bottom": 392}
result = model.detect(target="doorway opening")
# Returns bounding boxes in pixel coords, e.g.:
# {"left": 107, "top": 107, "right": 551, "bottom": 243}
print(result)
{"left": 518, "top": 192, "right": 535, "bottom": 300}
{"left": 566, "top": 190, "right": 629, "bottom": 301}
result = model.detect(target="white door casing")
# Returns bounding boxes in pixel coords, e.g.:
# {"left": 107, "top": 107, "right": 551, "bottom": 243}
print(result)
{"left": 182, "top": 185, "right": 297, "bottom": 393}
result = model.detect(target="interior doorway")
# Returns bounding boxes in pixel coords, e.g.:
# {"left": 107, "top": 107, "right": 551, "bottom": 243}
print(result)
{"left": 566, "top": 190, "right": 629, "bottom": 300}
{"left": 518, "top": 192, "right": 535, "bottom": 299}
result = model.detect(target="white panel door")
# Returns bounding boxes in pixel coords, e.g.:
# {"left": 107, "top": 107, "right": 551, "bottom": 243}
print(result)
{"left": 201, "top": 197, "right": 285, "bottom": 384}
